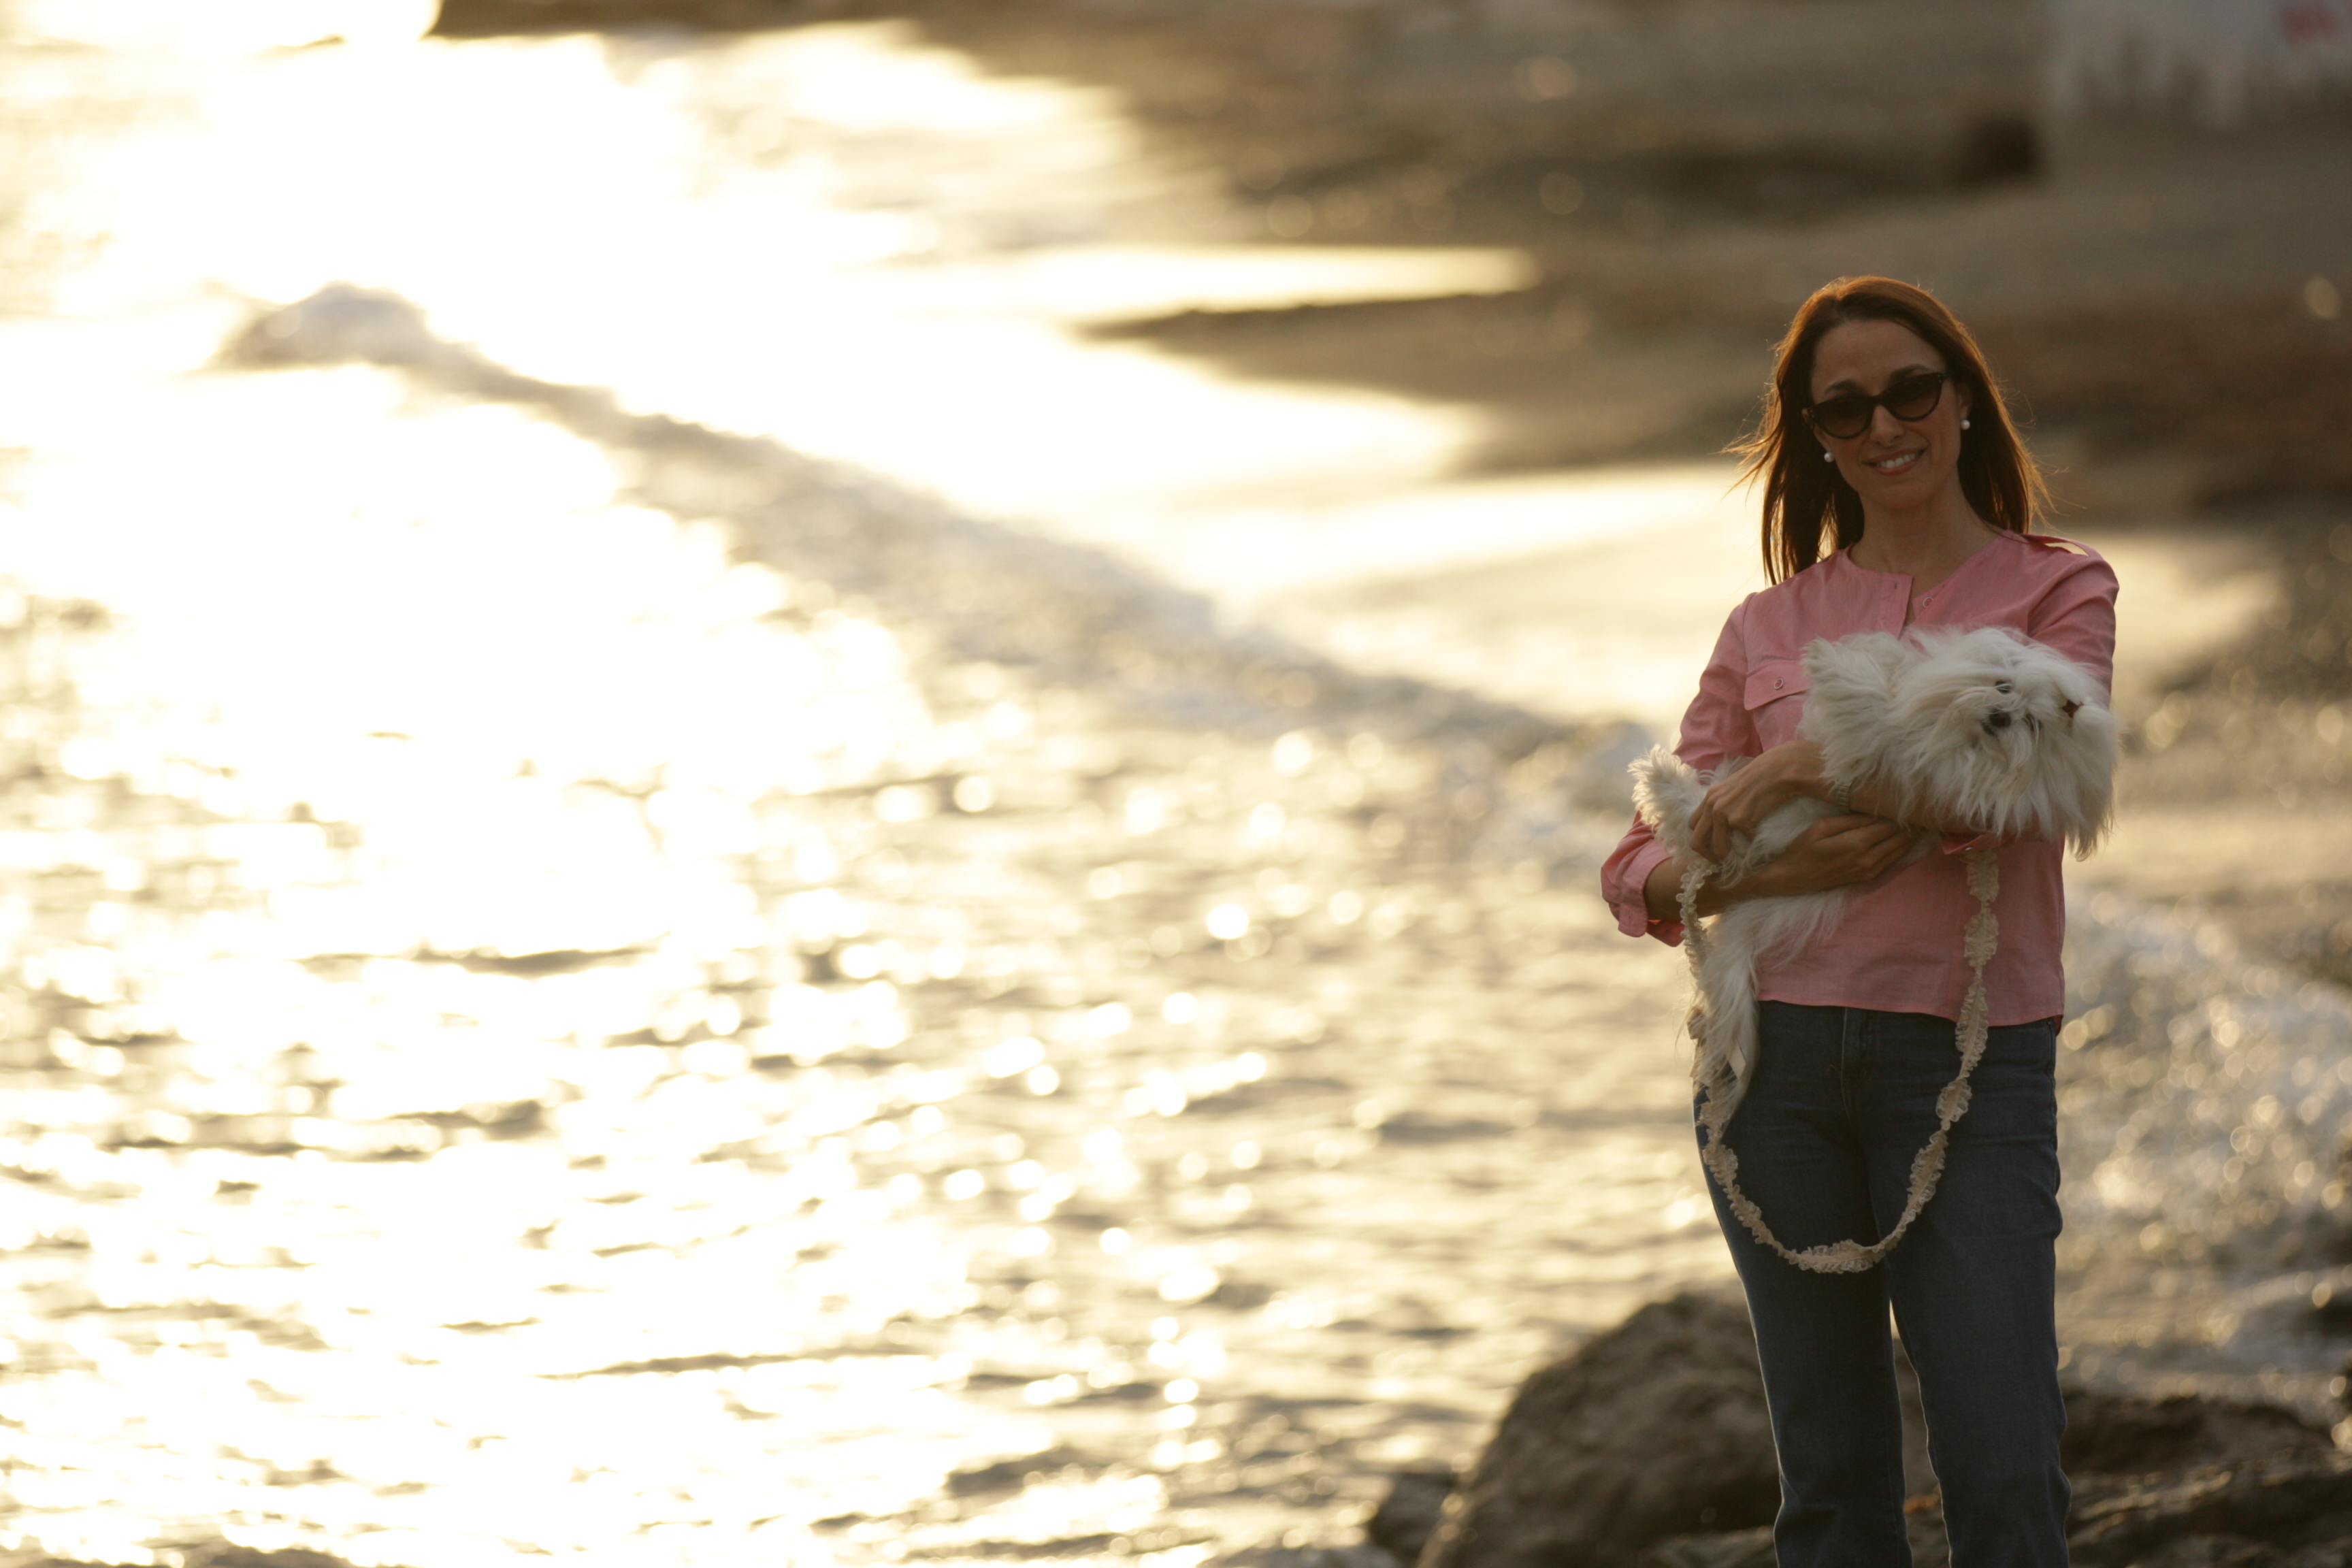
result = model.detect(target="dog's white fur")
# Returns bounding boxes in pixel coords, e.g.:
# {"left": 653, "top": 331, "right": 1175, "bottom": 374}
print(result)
{"left": 1632, "top": 625, "right": 2117, "bottom": 1120}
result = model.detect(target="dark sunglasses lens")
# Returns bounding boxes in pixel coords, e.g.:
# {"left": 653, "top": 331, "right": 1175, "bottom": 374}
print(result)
{"left": 1811, "top": 397, "right": 1872, "bottom": 439}
{"left": 1808, "top": 374, "right": 1945, "bottom": 440}
{"left": 1884, "top": 374, "right": 1945, "bottom": 421}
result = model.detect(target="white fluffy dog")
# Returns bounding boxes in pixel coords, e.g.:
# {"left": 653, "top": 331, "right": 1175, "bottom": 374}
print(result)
{"left": 1631, "top": 625, "right": 2117, "bottom": 1271}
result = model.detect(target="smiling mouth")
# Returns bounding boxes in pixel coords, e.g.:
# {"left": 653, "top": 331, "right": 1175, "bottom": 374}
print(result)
{"left": 1869, "top": 450, "right": 1923, "bottom": 475}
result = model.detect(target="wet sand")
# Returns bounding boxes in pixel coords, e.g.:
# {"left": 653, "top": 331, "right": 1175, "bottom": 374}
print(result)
{"left": 798, "top": 0, "right": 2352, "bottom": 502}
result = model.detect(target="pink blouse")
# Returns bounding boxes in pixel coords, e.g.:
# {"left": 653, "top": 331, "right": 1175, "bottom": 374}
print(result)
{"left": 1599, "top": 529, "right": 2120, "bottom": 1025}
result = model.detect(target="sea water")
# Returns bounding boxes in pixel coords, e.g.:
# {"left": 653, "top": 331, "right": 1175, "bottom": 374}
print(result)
{"left": 0, "top": 16, "right": 2344, "bottom": 1568}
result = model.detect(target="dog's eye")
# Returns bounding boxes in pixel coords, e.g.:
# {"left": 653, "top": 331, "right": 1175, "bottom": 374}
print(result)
{"left": 1995, "top": 681, "right": 2014, "bottom": 694}
{"left": 2061, "top": 700, "right": 2080, "bottom": 717}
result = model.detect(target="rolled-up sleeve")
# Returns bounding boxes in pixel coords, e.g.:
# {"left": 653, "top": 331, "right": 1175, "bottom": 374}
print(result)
{"left": 1600, "top": 602, "right": 1758, "bottom": 944}
{"left": 1601, "top": 836, "right": 1678, "bottom": 941}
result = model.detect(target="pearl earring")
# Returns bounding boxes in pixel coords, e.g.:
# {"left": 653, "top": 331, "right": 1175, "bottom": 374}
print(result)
{"left": 1822, "top": 450, "right": 1835, "bottom": 463}
{"left": 1961, "top": 419, "right": 1971, "bottom": 429}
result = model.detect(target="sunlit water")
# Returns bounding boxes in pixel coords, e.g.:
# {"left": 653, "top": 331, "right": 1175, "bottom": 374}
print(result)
{"left": 1, "top": 14, "right": 2349, "bottom": 1568}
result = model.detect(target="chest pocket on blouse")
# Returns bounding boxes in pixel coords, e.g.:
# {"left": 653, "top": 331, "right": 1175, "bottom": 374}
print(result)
{"left": 1743, "top": 659, "right": 1812, "bottom": 720}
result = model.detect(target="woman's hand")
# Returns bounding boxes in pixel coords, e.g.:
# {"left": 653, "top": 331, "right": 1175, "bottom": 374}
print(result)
{"left": 1754, "top": 815, "right": 1923, "bottom": 896}
{"left": 1688, "top": 740, "right": 1832, "bottom": 863}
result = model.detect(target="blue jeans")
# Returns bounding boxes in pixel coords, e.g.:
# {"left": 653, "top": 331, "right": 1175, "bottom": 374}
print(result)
{"left": 1699, "top": 1002, "right": 2069, "bottom": 1568}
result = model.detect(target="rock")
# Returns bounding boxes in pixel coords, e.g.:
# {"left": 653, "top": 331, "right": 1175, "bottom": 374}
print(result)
{"left": 1638, "top": 1527, "right": 1778, "bottom": 1568}
{"left": 222, "top": 284, "right": 443, "bottom": 372}
{"left": 2066, "top": 1450, "right": 2352, "bottom": 1565}
{"left": 1215, "top": 1544, "right": 1401, "bottom": 1568}
{"left": 1366, "top": 1467, "right": 1456, "bottom": 1564}
{"left": 1418, "top": 1290, "right": 1779, "bottom": 1568}
{"left": 2063, "top": 1387, "right": 2335, "bottom": 1477}
{"left": 1644, "top": 1503, "right": 1953, "bottom": 1568}
{"left": 1405, "top": 1288, "right": 2347, "bottom": 1568}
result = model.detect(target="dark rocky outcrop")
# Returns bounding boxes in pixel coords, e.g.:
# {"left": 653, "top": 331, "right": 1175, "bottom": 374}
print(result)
{"left": 2066, "top": 1450, "right": 2352, "bottom": 1566}
{"left": 2063, "top": 1386, "right": 2335, "bottom": 1477}
{"left": 1416, "top": 1291, "right": 1780, "bottom": 1568}
{"left": 1365, "top": 1290, "right": 2343, "bottom": 1568}
{"left": 1365, "top": 1468, "right": 1458, "bottom": 1565}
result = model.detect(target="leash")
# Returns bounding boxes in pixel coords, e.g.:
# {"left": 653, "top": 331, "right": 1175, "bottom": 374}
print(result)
{"left": 1679, "top": 848, "right": 2000, "bottom": 1274}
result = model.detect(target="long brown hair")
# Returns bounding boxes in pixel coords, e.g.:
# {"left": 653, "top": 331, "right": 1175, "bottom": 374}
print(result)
{"left": 1732, "top": 276, "right": 2048, "bottom": 584}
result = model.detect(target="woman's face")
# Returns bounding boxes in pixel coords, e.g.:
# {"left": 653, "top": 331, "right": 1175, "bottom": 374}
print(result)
{"left": 1805, "top": 317, "right": 1973, "bottom": 508}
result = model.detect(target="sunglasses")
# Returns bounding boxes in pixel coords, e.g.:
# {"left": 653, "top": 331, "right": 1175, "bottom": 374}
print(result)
{"left": 1805, "top": 371, "right": 1950, "bottom": 441}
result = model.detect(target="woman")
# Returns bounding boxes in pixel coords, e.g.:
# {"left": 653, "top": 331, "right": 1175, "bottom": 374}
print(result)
{"left": 1600, "top": 277, "right": 2116, "bottom": 1568}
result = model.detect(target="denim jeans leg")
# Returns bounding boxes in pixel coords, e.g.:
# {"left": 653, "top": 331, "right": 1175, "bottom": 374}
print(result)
{"left": 1869, "top": 1013, "right": 2070, "bottom": 1568}
{"left": 1699, "top": 1002, "right": 1910, "bottom": 1568}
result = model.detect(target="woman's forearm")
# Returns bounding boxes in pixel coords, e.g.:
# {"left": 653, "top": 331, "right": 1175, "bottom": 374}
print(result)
{"left": 1643, "top": 852, "right": 1777, "bottom": 923}
{"left": 1724, "top": 740, "right": 1995, "bottom": 839}
{"left": 1643, "top": 813, "right": 1932, "bottom": 924}
{"left": 1838, "top": 777, "right": 1995, "bottom": 840}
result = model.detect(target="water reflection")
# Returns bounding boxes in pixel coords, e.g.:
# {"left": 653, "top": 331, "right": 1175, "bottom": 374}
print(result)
{"left": 0, "top": 318, "right": 1730, "bottom": 1563}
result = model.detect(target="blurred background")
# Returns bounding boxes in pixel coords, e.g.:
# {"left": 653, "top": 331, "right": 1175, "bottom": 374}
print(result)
{"left": 0, "top": 1, "right": 2345, "bottom": 1565}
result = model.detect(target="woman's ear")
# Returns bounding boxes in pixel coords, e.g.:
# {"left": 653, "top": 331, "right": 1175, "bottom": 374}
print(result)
{"left": 1955, "top": 379, "right": 1974, "bottom": 426}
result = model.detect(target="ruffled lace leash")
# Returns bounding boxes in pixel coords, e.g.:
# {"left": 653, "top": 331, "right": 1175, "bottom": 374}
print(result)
{"left": 1680, "top": 849, "right": 2001, "bottom": 1275}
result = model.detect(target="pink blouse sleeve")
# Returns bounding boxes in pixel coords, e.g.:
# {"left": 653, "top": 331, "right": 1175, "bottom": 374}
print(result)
{"left": 1600, "top": 602, "right": 1760, "bottom": 943}
{"left": 2022, "top": 550, "right": 2119, "bottom": 700}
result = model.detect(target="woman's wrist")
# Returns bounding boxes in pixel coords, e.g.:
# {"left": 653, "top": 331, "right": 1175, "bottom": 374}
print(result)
{"left": 1765, "top": 739, "right": 1835, "bottom": 804}
{"left": 1716, "top": 856, "right": 1778, "bottom": 901}
{"left": 1844, "top": 778, "right": 1923, "bottom": 832}
{"left": 1656, "top": 851, "right": 1774, "bottom": 919}
{"left": 1648, "top": 853, "right": 1730, "bottom": 922}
